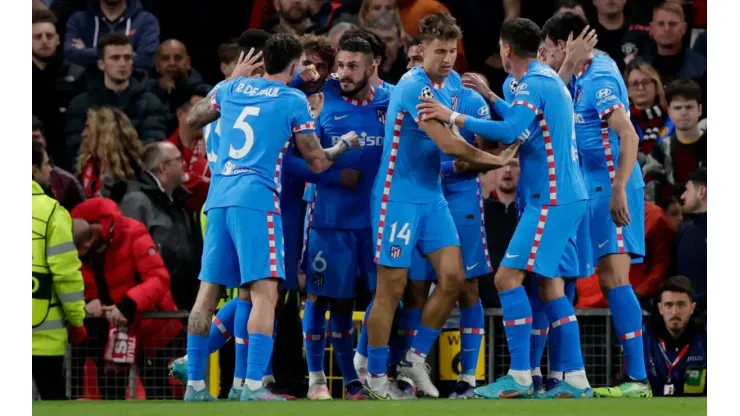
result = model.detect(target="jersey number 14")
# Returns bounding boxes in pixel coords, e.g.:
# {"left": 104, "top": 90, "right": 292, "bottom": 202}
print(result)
{"left": 388, "top": 222, "right": 411, "bottom": 245}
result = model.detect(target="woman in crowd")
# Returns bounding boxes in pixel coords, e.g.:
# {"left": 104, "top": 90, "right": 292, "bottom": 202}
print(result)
{"left": 76, "top": 107, "right": 144, "bottom": 203}
{"left": 625, "top": 59, "right": 674, "bottom": 159}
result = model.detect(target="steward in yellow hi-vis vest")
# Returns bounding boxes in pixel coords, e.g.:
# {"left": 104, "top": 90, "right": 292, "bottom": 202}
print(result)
{"left": 32, "top": 180, "right": 87, "bottom": 399}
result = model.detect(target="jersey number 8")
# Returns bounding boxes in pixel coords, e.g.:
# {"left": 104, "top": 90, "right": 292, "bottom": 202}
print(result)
{"left": 230, "top": 106, "right": 261, "bottom": 159}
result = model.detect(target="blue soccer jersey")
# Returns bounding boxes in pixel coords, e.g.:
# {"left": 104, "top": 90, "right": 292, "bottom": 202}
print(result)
{"left": 205, "top": 77, "right": 316, "bottom": 214}
{"left": 311, "top": 79, "right": 390, "bottom": 229}
{"left": 573, "top": 54, "right": 644, "bottom": 196}
{"left": 202, "top": 80, "right": 227, "bottom": 171}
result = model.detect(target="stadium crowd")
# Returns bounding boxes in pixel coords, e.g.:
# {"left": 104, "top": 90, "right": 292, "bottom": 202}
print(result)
{"left": 31, "top": 0, "right": 707, "bottom": 402}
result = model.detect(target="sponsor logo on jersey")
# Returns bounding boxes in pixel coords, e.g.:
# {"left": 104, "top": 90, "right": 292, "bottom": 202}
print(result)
{"left": 478, "top": 106, "right": 490, "bottom": 116}
{"left": 377, "top": 108, "right": 387, "bottom": 124}
{"left": 574, "top": 113, "right": 585, "bottom": 124}
{"left": 389, "top": 245, "right": 402, "bottom": 259}
{"left": 596, "top": 88, "right": 612, "bottom": 99}
{"left": 331, "top": 132, "right": 383, "bottom": 147}
{"left": 514, "top": 82, "right": 529, "bottom": 96}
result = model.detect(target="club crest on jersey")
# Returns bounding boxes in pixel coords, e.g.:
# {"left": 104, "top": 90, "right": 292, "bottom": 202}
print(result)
{"left": 329, "top": 72, "right": 339, "bottom": 80}
{"left": 421, "top": 86, "right": 433, "bottom": 99}
{"left": 576, "top": 88, "right": 583, "bottom": 103}
{"left": 377, "top": 108, "right": 387, "bottom": 124}
{"left": 451, "top": 94, "right": 459, "bottom": 111}
{"left": 389, "top": 245, "right": 402, "bottom": 259}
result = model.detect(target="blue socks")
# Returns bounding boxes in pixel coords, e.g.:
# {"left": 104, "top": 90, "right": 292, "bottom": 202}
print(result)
{"left": 607, "top": 285, "right": 647, "bottom": 380}
{"left": 209, "top": 299, "right": 238, "bottom": 353}
{"left": 186, "top": 334, "right": 208, "bottom": 385}
{"left": 393, "top": 307, "right": 420, "bottom": 365}
{"left": 544, "top": 295, "right": 584, "bottom": 372}
{"left": 499, "top": 286, "right": 532, "bottom": 371}
{"left": 528, "top": 278, "right": 548, "bottom": 371}
{"left": 329, "top": 314, "right": 358, "bottom": 385}
{"left": 264, "top": 319, "right": 278, "bottom": 379}
{"left": 368, "top": 345, "right": 389, "bottom": 377}
{"left": 459, "top": 301, "right": 484, "bottom": 375}
{"left": 246, "top": 333, "right": 273, "bottom": 384}
{"left": 356, "top": 299, "right": 373, "bottom": 358}
{"left": 302, "top": 299, "right": 328, "bottom": 373}
{"left": 234, "top": 300, "right": 252, "bottom": 381}
{"left": 407, "top": 324, "right": 440, "bottom": 361}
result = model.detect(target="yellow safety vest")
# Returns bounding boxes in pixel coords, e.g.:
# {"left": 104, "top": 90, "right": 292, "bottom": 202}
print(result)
{"left": 32, "top": 181, "right": 86, "bottom": 356}
{"left": 201, "top": 207, "right": 238, "bottom": 308}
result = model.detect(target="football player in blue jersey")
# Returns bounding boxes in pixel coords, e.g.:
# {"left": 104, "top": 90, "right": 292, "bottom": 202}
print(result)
{"left": 418, "top": 18, "right": 593, "bottom": 399}
{"left": 302, "top": 37, "right": 390, "bottom": 401}
{"left": 542, "top": 12, "right": 651, "bottom": 398}
{"left": 365, "top": 13, "right": 517, "bottom": 400}
{"left": 339, "top": 28, "right": 394, "bottom": 91}
{"left": 182, "top": 34, "right": 360, "bottom": 402}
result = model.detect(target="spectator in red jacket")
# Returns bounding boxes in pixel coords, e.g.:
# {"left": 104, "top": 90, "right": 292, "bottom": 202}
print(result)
{"left": 167, "top": 89, "right": 210, "bottom": 213}
{"left": 71, "top": 197, "right": 183, "bottom": 400}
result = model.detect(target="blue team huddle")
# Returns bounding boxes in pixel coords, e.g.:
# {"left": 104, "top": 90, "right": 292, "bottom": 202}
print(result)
{"left": 171, "top": 11, "right": 654, "bottom": 402}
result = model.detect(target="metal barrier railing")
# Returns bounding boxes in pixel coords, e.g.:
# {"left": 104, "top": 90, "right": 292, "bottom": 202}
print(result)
{"left": 58, "top": 308, "right": 628, "bottom": 400}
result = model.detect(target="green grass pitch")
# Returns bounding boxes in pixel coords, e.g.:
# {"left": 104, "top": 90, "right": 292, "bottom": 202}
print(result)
{"left": 33, "top": 398, "right": 707, "bottom": 416}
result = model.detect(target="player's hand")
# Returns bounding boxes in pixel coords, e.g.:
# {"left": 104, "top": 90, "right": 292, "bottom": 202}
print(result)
{"left": 67, "top": 324, "right": 87, "bottom": 345}
{"left": 308, "top": 92, "right": 324, "bottom": 117}
{"left": 339, "top": 168, "right": 361, "bottom": 190}
{"left": 499, "top": 142, "right": 521, "bottom": 164}
{"left": 609, "top": 186, "right": 631, "bottom": 227}
{"left": 462, "top": 72, "right": 495, "bottom": 102}
{"left": 565, "top": 26, "right": 598, "bottom": 64}
{"left": 417, "top": 96, "right": 453, "bottom": 123}
{"left": 340, "top": 131, "right": 361, "bottom": 149}
{"left": 102, "top": 305, "right": 129, "bottom": 327}
{"left": 86, "top": 299, "right": 103, "bottom": 317}
{"left": 453, "top": 159, "right": 470, "bottom": 173}
{"left": 300, "top": 64, "right": 320, "bottom": 82}
{"left": 71, "top": 38, "right": 85, "bottom": 49}
{"left": 230, "top": 48, "right": 264, "bottom": 79}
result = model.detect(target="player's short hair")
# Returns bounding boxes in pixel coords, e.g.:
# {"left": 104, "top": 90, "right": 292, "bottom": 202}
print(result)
{"left": 365, "top": 11, "right": 403, "bottom": 36}
{"left": 263, "top": 33, "right": 303, "bottom": 75}
{"left": 665, "top": 79, "right": 702, "bottom": 106}
{"left": 654, "top": 1, "right": 685, "bottom": 21}
{"left": 688, "top": 167, "right": 707, "bottom": 188}
{"left": 32, "top": 141, "right": 46, "bottom": 168}
{"left": 542, "top": 11, "right": 588, "bottom": 44}
{"left": 97, "top": 33, "right": 133, "bottom": 58}
{"left": 659, "top": 275, "right": 696, "bottom": 302}
{"left": 237, "top": 29, "right": 271, "bottom": 53}
{"left": 555, "top": 0, "right": 584, "bottom": 11}
{"left": 500, "top": 18, "right": 541, "bottom": 59}
{"left": 340, "top": 28, "right": 386, "bottom": 64}
{"left": 338, "top": 37, "right": 375, "bottom": 63}
{"left": 217, "top": 42, "right": 240, "bottom": 64}
{"left": 32, "top": 8, "right": 57, "bottom": 25}
{"left": 300, "top": 34, "right": 338, "bottom": 68}
{"left": 409, "top": 37, "right": 422, "bottom": 48}
{"left": 418, "top": 12, "right": 462, "bottom": 43}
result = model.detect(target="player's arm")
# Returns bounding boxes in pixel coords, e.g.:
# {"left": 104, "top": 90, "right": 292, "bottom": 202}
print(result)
{"left": 606, "top": 107, "right": 639, "bottom": 190}
{"left": 418, "top": 119, "right": 516, "bottom": 168}
{"left": 186, "top": 88, "right": 222, "bottom": 130}
{"left": 462, "top": 73, "right": 512, "bottom": 118}
{"left": 294, "top": 131, "right": 359, "bottom": 174}
{"left": 557, "top": 27, "right": 598, "bottom": 84}
{"left": 452, "top": 137, "right": 518, "bottom": 174}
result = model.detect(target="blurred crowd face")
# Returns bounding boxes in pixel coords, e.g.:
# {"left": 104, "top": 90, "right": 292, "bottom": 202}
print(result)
{"left": 406, "top": 44, "right": 423, "bottom": 69}
{"left": 497, "top": 159, "right": 520, "bottom": 194}
{"left": 373, "top": 24, "right": 402, "bottom": 66}
{"left": 159, "top": 143, "right": 186, "bottom": 189}
{"left": 32, "top": 129, "right": 46, "bottom": 145}
{"left": 651, "top": 9, "right": 687, "bottom": 49}
{"left": 365, "top": 0, "right": 396, "bottom": 22}
{"left": 32, "top": 20, "right": 59, "bottom": 61}
{"left": 557, "top": 5, "right": 586, "bottom": 19}
{"left": 593, "top": 0, "right": 626, "bottom": 16}
{"left": 156, "top": 40, "right": 191, "bottom": 79}
{"left": 276, "top": 0, "right": 307, "bottom": 24}
{"left": 423, "top": 38, "right": 457, "bottom": 79}
{"left": 99, "top": 44, "right": 134, "bottom": 83}
{"left": 680, "top": 180, "right": 706, "bottom": 214}
{"left": 300, "top": 52, "right": 331, "bottom": 95}
{"left": 664, "top": 199, "right": 683, "bottom": 230}
{"left": 336, "top": 50, "right": 374, "bottom": 97}
{"left": 626, "top": 69, "right": 658, "bottom": 110}
{"left": 177, "top": 95, "right": 205, "bottom": 142}
{"left": 32, "top": 149, "right": 53, "bottom": 186}
{"left": 542, "top": 36, "right": 566, "bottom": 72}
{"left": 668, "top": 97, "right": 701, "bottom": 131}
{"left": 658, "top": 290, "right": 695, "bottom": 334}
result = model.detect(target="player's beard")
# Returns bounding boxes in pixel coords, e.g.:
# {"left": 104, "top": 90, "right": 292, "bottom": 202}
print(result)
{"left": 303, "top": 78, "right": 326, "bottom": 95}
{"left": 339, "top": 71, "right": 370, "bottom": 98}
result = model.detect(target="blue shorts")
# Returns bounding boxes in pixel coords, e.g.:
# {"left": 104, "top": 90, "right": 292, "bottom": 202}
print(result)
{"left": 200, "top": 207, "right": 286, "bottom": 287}
{"left": 501, "top": 200, "right": 587, "bottom": 279}
{"left": 373, "top": 198, "right": 460, "bottom": 268}
{"left": 409, "top": 223, "right": 492, "bottom": 281}
{"left": 306, "top": 228, "right": 376, "bottom": 299}
{"left": 577, "top": 188, "right": 645, "bottom": 276}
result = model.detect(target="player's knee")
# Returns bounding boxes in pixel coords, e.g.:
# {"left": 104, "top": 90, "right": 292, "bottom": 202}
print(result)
{"left": 458, "top": 279, "right": 479, "bottom": 308}
{"left": 494, "top": 268, "right": 523, "bottom": 292}
{"left": 597, "top": 254, "right": 631, "bottom": 292}
{"left": 537, "top": 277, "right": 564, "bottom": 302}
{"left": 238, "top": 287, "right": 252, "bottom": 302}
{"left": 437, "top": 270, "right": 465, "bottom": 297}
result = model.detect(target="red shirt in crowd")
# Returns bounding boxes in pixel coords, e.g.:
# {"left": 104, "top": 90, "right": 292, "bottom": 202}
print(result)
{"left": 168, "top": 129, "right": 210, "bottom": 213}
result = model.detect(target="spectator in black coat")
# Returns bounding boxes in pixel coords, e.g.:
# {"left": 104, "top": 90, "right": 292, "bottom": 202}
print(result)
{"left": 64, "top": 33, "right": 167, "bottom": 171}
{"left": 119, "top": 142, "right": 203, "bottom": 311}
{"left": 145, "top": 39, "right": 212, "bottom": 135}
{"left": 32, "top": 9, "right": 86, "bottom": 167}
{"left": 676, "top": 168, "right": 707, "bottom": 312}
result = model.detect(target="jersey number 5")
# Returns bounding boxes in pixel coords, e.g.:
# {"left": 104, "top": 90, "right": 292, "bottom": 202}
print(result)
{"left": 230, "top": 106, "right": 261, "bottom": 159}
{"left": 388, "top": 222, "right": 411, "bottom": 245}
